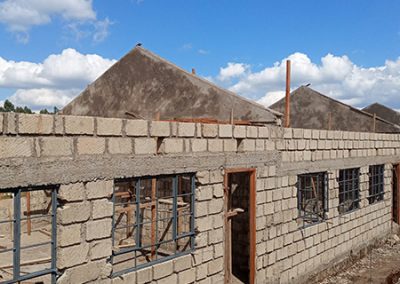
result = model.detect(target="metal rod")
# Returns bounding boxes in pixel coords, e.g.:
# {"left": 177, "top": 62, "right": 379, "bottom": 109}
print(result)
{"left": 13, "top": 189, "right": 21, "bottom": 281}
{"left": 285, "top": 60, "right": 291, "bottom": 128}
{"left": 26, "top": 191, "right": 31, "bottom": 236}
{"left": 151, "top": 178, "right": 156, "bottom": 260}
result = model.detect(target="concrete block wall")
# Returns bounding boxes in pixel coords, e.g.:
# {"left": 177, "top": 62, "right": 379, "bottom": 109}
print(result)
{"left": 1, "top": 113, "right": 400, "bottom": 283}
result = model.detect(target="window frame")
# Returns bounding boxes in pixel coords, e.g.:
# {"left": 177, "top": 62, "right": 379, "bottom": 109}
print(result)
{"left": 297, "top": 172, "right": 329, "bottom": 226}
{"left": 0, "top": 185, "right": 58, "bottom": 284}
{"left": 338, "top": 168, "right": 360, "bottom": 214}
{"left": 111, "top": 174, "right": 195, "bottom": 277}
{"left": 368, "top": 164, "right": 385, "bottom": 204}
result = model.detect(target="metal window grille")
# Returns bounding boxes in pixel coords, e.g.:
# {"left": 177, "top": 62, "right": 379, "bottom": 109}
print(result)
{"left": 297, "top": 172, "right": 328, "bottom": 225}
{"left": 111, "top": 174, "right": 195, "bottom": 277}
{"left": 338, "top": 168, "right": 360, "bottom": 214}
{"left": 0, "top": 186, "right": 58, "bottom": 284}
{"left": 368, "top": 165, "right": 385, "bottom": 204}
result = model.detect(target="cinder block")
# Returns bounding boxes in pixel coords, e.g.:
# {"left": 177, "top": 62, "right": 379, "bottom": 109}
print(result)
{"left": 202, "top": 124, "right": 218, "bottom": 138}
{"left": 159, "top": 138, "right": 184, "bottom": 153}
{"left": 258, "top": 127, "right": 269, "bottom": 138}
{"left": 58, "top": 259, "right": 105, "bottom": 283}
{"left": 77, "top": 137, "right": 105, "bottom": 155}
{"left": 152, "top": 260, "right": 173, "bottom": 279}
{"left": 0, "top": 137, "right": 33, "bottom": 159}
{"left": 86, "top": 218, "right": 112, "bottom": 241}
{"left": 58, "top": 202, "right": 91, "bottom": 225}
{"left": 92, "top": 199, "right": 113, "bottom": 219}
{"left": 218, "top": 124, "right": 232, "bottom": 138}
{"left": 173, "top": 255, "right": 192, "bottom": 272}
{"left": 208, "top": 139, "right": 223, "bottom": 152}
{"left": 86, "top": 180, "right": 113, "bottom": 200}
{"left": 125, "top": 119, "right": 148, "bottom": 136}
{"left": 246, "top": 126, "right": 258, "bottom": 138}
{"left": 133, "top": 138, "right": 157, "bottom": 155}
{"left": 158, "top": 273, "right": 177, "bottom": 284}
{"left": 58, "top": 183, "right": 85, "bottom": 201}
{"left": 178, "top": 122, "right": 195, "bottom": 137}
{"left": 57, "top": 243, "right": 89, "bottom": 269}
{"left": 91, "top": 239, "right": 112, "bottom": 260}
{"left": 178, "top": 269, "right": 196, "bottom": 284}
{"left": 233, "top": 125, "right": 246, "bottom": 138}
{"left": 65, "top": 116, "right": 94, "bottom": 134}
{"left": 238, "top": 139, "right": 256, "bottom": 152}
{"left": 137, "top": 266, "right": 152, "bottom": 284}
{"left": 150, "top": 121, "right": 170, "bottom": 137}
{"left": 4, "top": 113, "right": 16, "bottom": 134}
{"left": 223, "top": 139, "right": 237, "bottom": 152}
{"left": 192, "top": 139, "right": 207, "bottom": 152}
{"left": 108, "top": 138, "right": 132, "bottom": 154}
{"left": 18, "top": 114, "right": 53, "bottom": 134}
{"left": 293, "top": 128, "right": 303, "bottom": 138}
{"left": 58, "top": 224, "right": 81, "bottom": 247}
{"left": 40, "top": 137, "right": 73, "bottom": 156}
{"left": 54, "top": 115, "right": 64, "bottom": 134}
{"left": 207, "top": 257, "right": 223, "bottom": 275}
{"left": 97, "top": 118, "right": 123, "bottom": 136}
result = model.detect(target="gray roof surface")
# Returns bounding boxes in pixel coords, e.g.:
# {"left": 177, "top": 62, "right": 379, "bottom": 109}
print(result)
{"left": 362, "top": 103, "right": 400, "bottom": 126}
{"left": 62, "top": 46, "right": 280, "bottom": 123}
{"left": 270, "top": 86, "right": 400, "bottom": 133}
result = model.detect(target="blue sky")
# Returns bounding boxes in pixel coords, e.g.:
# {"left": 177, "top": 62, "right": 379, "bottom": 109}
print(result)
{"left": 0, "top": 0, "right": 400, "bottom": 111}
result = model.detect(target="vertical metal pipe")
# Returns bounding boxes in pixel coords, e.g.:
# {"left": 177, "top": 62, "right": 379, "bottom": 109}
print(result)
{"left": 13, "top": 189, "right": 21, "bottom": 281}
{"left": 190, "top": 175, "right": 195, "bottom": 251}
{"left": 172, "top": 176, "right": 178, "bottom": 253}
{"left": 51, "top": 188, "right": 57, "bottom": 284}
{"left": 285, "top": 60, "right": 291, "bottom": 128}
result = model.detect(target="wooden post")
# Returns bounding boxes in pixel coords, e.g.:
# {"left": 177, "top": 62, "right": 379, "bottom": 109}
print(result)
{"left": 191, "top": 68, "right": 196, "bottom": 75}
{"left": 27, "top": 191, "right": 31, "bottom": 236}
{"left": 373, "top": 113, "right": 376, "bottom": 133}
{"left": 396, "top": 165, "right": 400, "bottom": 224}
{"left": 327, "top": 112, "right": 332, "bottom": 130}
{"left": 230, "top": 109, "right": 234, "bottom": 125}
{"left": 285, "top": 60, "right": 291, "bottom": 128}
{"left": 151, "top": 178, "right": 157, "bottom": 260}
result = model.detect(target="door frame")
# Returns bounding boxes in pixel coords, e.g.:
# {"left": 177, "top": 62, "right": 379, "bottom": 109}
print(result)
{"left": 223, "top": 168, "right": 256, "bottom": 284}
{"left": 394, "top": 164, "right": 400, "bottom": 224}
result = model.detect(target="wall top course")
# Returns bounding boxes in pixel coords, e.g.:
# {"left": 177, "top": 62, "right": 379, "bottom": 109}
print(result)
{"left": 0, "top": 113, "right": 399, "bottom": 141}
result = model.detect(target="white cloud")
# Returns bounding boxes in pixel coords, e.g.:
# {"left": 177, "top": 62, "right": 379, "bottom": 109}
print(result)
{"left": 218, "top": 62, "right": 249, "bottom": 81}
{"left": 215, "top": 53, "right": 400, "bottom": 110}
{"left": 0, "top": 48, "right": 116, "bottom": 109}
{"left": 0, "top": 0, "right": 111, "bottom": 42}
{"left": 9, "top": 88, "right": 78, "bottom": 110}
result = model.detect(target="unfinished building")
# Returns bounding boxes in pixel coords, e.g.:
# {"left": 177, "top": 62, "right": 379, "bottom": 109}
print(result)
{"left": 270, "top": 86, "right": 400, "bottom": 133}
{"left": 1, "top": 47, "right": 400, "bottom": 284}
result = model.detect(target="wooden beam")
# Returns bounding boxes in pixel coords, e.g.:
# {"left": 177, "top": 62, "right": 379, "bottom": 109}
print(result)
{"left": 151, "top": 178, "right": 157, "bottom": 260}
{"left": 373, "top": 113, "right": 377, "bottom": 133}
{"left": 285, "top": 60, "right": 291, "bottom": 128}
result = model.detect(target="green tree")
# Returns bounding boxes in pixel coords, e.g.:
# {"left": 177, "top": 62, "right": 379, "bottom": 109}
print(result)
{"left": 40, "top": 109, "right": 50, "bottom": 114}
{"left": 3, "top": 100, "right": 15, "bottom": 112}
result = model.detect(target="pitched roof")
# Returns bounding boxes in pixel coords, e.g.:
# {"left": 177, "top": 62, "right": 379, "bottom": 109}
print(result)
{"left": 362, "top": 103, "right": 400, "bottom": 126}
{"left": 62, "top": 46, "right": 280, "bottom": 124}
{"left": 270, "top": 86, "right": 400, "bottom": 133}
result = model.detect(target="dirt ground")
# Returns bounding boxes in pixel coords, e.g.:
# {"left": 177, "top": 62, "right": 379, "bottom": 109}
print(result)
{"left": 318, "top": 235, "right": 400, "bottom": 284}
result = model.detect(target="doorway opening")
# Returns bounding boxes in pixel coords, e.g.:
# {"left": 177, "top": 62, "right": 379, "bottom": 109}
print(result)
{"left": 224, "top": 168, "right": 255, "bottom": 284}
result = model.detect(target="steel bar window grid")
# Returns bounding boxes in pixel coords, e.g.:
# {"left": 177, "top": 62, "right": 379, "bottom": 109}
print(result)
{"left": 338, "top": 168, "right": 360, "bottom": 214}
{"left": 368, "top": 165, "right": 385, "bottom": 204}
{"left": 111, "top": 174, "right": 195, "bottom": 277}
{"left": 297, "top": 172, "right": 328, "bottom": 226}
{"left": 0, "top": 186, "right": 57, "bottom": 284}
